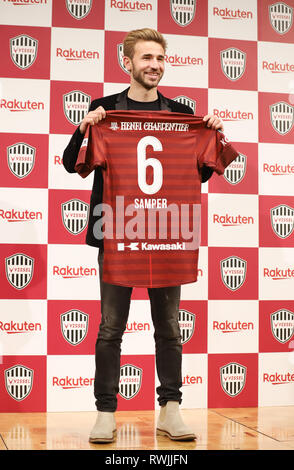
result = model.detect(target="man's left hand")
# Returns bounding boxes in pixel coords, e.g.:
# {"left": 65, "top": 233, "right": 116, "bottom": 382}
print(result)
{"left": 203, "top": 114, "right": 224, "bottom": 132}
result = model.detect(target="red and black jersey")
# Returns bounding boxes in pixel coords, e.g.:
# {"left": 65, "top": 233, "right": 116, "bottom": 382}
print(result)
{"left": 75, "top": 110, "right": 239, "bottom": 288}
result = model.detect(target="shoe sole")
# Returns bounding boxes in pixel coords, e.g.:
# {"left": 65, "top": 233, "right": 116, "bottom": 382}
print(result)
{"left": 156, "top": 428, "right": 196, "bottom": 441}
{"left": 89, "top": 429, "right": 117, "bottom": 444}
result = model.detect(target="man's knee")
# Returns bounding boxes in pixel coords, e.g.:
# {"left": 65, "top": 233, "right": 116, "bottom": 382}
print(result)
{"left": 154, "top": 317, "right": 181, "bottom": 341}
{"left": 97, "top": 311, "right": 127, "bottom": 341}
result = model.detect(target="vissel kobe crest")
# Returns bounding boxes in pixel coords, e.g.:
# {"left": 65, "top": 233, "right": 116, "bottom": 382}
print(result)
{"left": 271, "top": 204, "right": 294, "bottom": 238}
{"left": 5, "top": 365, "right": 34, "bottom": 401}
{"left": 63, "top": 91, "right": 91, "bottom": 126}
{"left": 269, "top": 2, "right": 293, "bottom": 34}
{"left": 173, "top": 96, "right": 196, "bottom": 114}
{"left": 61, "top": 199, "right": 89, "bottom": 235}
{"left": 119, "top": 364, "right": 143, "bottom": 400}
{"left": 178, "top": 309, "right": 195, "bottom": 344}
{"left": 223, "top": 153, "right": 246, "bottom": 185}
{"left": 10, "top": 35, "right": 38, "bottom": 70}
{"left": 271, "top": 309, "right": 294, "bottom": 343}
{"left": 170, "top": 0, "right": 196, "bottom": 26}
{"left": 66, "top": 0, "right": 93, "bottom": 19}
{"left": 220, "top": 362, "right": 246, "bottom": 397}
{"left": 270, "top": 102, "right": 294, "bottom": 135}
{"left": 220, "top": 48, "right": 246, "bottom": 81}
{"left": 7, "top": 143, "right": 36, "bottom": 179}
{"left": 221, "top": 256, "right": 247, "bottom": 291}
{"left": 60, "top": 310, "right": 89, "bottom": 346}
{"left": 5, "top": 253, "right": 34, "bottom": 290}
{"left": 117, "top": 43, "right": 130, "bottom": 74}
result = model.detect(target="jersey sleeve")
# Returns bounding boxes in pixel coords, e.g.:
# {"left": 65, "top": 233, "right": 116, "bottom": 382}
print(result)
{"left": 74, "top": 123, "right": 107, "bottom": 178}
{"left": 197, "top": 128, "right": 239, "bottom": 176}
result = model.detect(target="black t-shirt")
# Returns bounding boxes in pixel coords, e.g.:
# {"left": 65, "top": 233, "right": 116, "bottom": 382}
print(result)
{"left": 126, "top": 96, "right": 160, "bottom": 111}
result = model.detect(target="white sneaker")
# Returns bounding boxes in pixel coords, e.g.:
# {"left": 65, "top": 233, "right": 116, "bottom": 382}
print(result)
{"left": 89, "top": 411, "right": 116, "bottom": 443}
{"left": 156, "top": 401, "right": 196, "bottom": 441}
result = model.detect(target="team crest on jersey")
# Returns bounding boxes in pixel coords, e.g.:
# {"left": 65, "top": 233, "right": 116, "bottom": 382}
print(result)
{"left": 223, "top": 154, "right": 246, "bottom": 185}
{"left": 7, "top": 143, "right": 36, "bottom": 179}
{"left": 178, "top": 309, "right": 195, "bottom": 344}
{"left": 5, "top": 365, "right": 34, "bottom": 401}
{"left": 173, "top": 96, "right": 196, "bottom": 114}
{"left": 170, "top": 0, "right": 196, "bottom": 26}
{"left": 270, "top": 102, "right": 294, "bottom": 135}
{"left": 220, "top": 362, "right": 246, "bottom": 397}
{"left": 117, "top": 43, "right": 129, "bottom": 74}
{"left": 271, "top": 204, "right": 294, "bottom": 238}
{"left": 5, "top": 253, "right": 34, "bottom": 290}
{"left": 110, "top": 122, "right": 119, "bottom": 131}
{"left": 10, "top": 34, "right": 38, "bottom": 70}
{"left": 61, "top": 199, "right": 89, "bottom": 235}
{"left": 271, "top": 309, "right": 294, "bottom": 343}
{"left": 221, "top": 256, "right": 247, "bottom": 291}
{"left": 63, "top": 91, "right": 91, "bottom": 126}
{"left": 269, "top": 2, "right": 293, "bottom": 34}
{"left": 119, "top": 364, "right": 143, "bottom": 400}
{"left": 66, "top": 0, "right": 92, "bottom": 19}
{"left": 60, "top": 310, "right": 89, "bottom": 346}
{"left": 220, "top": 48, "right": 246, "bottom": 81}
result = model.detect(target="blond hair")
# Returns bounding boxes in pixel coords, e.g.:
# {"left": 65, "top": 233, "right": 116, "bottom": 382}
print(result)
{"left": 123, "top": 28, "right": 167, "bottom": 59}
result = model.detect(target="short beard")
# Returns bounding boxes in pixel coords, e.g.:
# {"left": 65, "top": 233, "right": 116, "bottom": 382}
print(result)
{"left": 131, "top": 62, "right": 162, "bottom": 90}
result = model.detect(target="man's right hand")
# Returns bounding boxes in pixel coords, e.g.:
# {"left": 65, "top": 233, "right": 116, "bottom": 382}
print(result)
{"left": 79, "top": 106, "right": 106, "bottom": 134}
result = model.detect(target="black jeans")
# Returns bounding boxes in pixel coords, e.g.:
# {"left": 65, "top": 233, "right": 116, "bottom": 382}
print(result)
{"left": 94, "top": 249, "right": 183, "bottom": 412}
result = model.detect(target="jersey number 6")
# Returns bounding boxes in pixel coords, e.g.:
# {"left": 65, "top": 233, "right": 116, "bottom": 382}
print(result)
{"left": 137, "top": 136, "right": 163, "bottom": 195}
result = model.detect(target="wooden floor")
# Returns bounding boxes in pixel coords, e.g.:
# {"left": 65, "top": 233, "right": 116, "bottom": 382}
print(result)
{"left": 0, "top": 407, "right": 294, "bottom": 451}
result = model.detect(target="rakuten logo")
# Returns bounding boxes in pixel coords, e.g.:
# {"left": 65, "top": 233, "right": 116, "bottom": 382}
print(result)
{"left": 213, "top": 108, "right": 254, "bottom": 121}
{"left": 110, "top": 0, "right": 152, "bottom": 11}
{"left": 262, "top": 61, "right": 294, "bottom": 73}
{"left": 263, "top": 163, "right": 294, "bottom": 175}
{"left": 264, "top": 267, "right": 294, "bottom": 280}
{"left": 52, "top": 376, "right": 94, "bottom": 389}
{"left": 213, "top": 7, "right": 253, "bottom": 20}
{"left": 213, "top": 213, "right": 254, "bottom": 226}
{"left": 263, "top": 372, "right": 294, "bottom": 385}
{"left": 165, "top": 54, "right": 204, "bottom": 67}
{"left": 3, "top": 0, "right": 48, "bottom": 4}
{"left": 0, "top": 99, "right": 45, "bottom": 112}
{"left": 0, "top": 320, "right": 41, "bottom": 334}
{"left": 54, "top": 155, "right": 63, "bottom": 166}
{"left": 124, "top": 321, "right": 151, "bottom": 333}
{"left": 213, "top": 320, "right": 254, "bottom": 333}
{"left": 0, "top": 209, "right": 42, "bottom": 222}
{"left": 52, "top": 265, "right": 97, "bottom": 278}
{"left": 56, "top": 48, "right": 99, "bottom": 61}
{"left": 182, "top": 374, "right": 202, "bottom": 385}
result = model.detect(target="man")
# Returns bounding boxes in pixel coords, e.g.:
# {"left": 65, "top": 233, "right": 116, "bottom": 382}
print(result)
{"left": 63, "top": 28, "right": 224, "bottom": 443}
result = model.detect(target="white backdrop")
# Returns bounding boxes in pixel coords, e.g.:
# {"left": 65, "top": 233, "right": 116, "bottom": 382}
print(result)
{"left": 0, "top": 0, "right": 294, "bottom": 412}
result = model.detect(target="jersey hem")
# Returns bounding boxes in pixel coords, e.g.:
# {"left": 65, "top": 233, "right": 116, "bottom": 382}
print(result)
{"left": 101, "top": 276, "right": 198, "bottom": 288}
